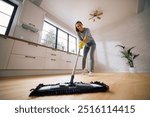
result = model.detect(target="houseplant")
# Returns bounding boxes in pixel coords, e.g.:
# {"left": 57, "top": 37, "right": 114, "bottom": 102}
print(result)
{"left": 116, "top": 44, "right": 139, "bottom": 73}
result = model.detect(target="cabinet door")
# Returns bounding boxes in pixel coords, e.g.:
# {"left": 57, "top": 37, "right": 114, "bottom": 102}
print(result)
{"left": 20, "top": 0, "right": 44, "bottom": 30}
{"left": 45, "top": 49, "right": 64, "bottom": 69}
{"left": 0, "top": 37, "right": 14, "bottom": 69}
{"left": 45, "top": 48, "right": 58, "bottom": 58}
{"left": 45, "top": 57, "right": 62, "bottom": 69}
{"left": 76, "top": 56, "right": 82, "bottom": 69}
{"left": 12, "top": 40, "right": 46, "bottom": 57}
{"left": 14, "top": 0, "right": 45, "bottom": 42}
{"left": 7, "top": 54, "right": 45, "bottom": 69}
{"left": 64, "top": 54, "right": 76, "bottom": 69}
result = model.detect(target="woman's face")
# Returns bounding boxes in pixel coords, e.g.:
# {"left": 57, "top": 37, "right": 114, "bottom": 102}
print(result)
{"left": 76, "top": 23, "right": 84, "bottom": 32}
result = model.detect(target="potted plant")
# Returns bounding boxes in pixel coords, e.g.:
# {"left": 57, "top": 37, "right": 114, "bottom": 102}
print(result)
{"left": 116, "top": 44, "right": 139, "bottom": 73}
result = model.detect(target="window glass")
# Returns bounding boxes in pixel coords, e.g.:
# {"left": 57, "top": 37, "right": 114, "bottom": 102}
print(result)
{"left": 0, "top": 0, "right": 16, "bottom": 35}
{"left": 0, "top": 13, "right": 11, "bottom": 27}
{"left": 57, "top": 29, "right": 68, "bottom": 51}
{"left": 69, "top": 35, "right": 76, "bottom": 54}
{"left": 41, "top": 21, "right": 57, "bottom": 48}
{"left": 0, "top": 26, "right": 7, "bottom": 34}
{"left": 41, "top": 19, "right": 77, "bottom": 54}
{"left": 0, "top": 1, "right": 14, "bottom": 15}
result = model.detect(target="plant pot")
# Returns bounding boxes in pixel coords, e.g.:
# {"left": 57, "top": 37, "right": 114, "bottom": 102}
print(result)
{"left": 129, "top": 67, "right": 136, "bottom": 73}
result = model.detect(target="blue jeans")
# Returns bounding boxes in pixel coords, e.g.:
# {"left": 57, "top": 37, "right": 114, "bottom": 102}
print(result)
{"left": 82, "top": 42, "right": 96, "bottom": 72}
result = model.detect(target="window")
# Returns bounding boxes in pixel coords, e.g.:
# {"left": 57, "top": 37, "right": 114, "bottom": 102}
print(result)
{"left": 41, "top": 21, "right": 57, "bottom": 48}
{"left": 0, "top": 0, "right": 17, "bottom": 35}
{"left": 69, "top": 35, "right": 77, "bottom": 54}
{"left": 41, "top": 19, "right": 77, "bottom": 54}
{"left": 57, "top": 29, "right": 68, "bottom": 51}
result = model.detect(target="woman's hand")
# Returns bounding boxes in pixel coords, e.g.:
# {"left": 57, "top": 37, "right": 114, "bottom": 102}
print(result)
{"left": 79, "top": 41, "right": 85, "bottom": 49}
{"left": 83, "top": 36, "right": 88, "bottom": 43}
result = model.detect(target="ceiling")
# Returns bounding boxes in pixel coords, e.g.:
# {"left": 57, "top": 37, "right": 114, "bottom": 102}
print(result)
{"left": 38, "top": 0, "right": 144, "bottom": 32}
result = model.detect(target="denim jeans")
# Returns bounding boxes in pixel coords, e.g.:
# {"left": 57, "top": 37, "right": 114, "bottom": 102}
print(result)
{"left": 82, "top": 43, "right": 96, "bottom": 72}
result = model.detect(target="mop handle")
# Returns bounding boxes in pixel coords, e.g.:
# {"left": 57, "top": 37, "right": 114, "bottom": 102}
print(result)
{"left": 70, "top": 49, "right": 80, "bottom": 84}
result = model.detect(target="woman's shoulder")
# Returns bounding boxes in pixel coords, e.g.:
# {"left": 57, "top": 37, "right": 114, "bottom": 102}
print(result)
{"left": 84, "top": 28, "right": 90, "bottom": 32}
{"left": 84, "top": 28, "right": 89, "bottom": 30}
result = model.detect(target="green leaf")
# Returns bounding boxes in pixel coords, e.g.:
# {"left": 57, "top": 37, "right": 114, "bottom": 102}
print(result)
{"left": 133, "top": 54, "right": 139, "bottom": 59}
{"left": 116, "top": 45, "right": 125, "bottom": 49}
{"left": 127, "top": 46, "right": 135, "bottom": 56}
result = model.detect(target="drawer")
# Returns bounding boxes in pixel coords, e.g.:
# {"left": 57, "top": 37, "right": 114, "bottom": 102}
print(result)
{"left": 45, "top": 57, "right": 63, "bottom": 69}
{"left": 45, "top": 48, "right": 62, "bottom": 59}
{"left": 0, "top": 37, "right": 14, "bottom": 69}
{"left": 7, "top": 54, "right": 45, "bottom": 69}
{"left": 65, "top": 54, "right": 76, "bottom": 69}
{"left": 12, "top": 40, "right": 46, "bottom": 57}
{"left": 76, "top": 56, "right": 82, "bottom": 69}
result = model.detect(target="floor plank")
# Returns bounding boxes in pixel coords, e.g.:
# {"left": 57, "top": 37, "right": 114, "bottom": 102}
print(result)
{"left": 0, "top": 73, "right": 150, "bottom": 100}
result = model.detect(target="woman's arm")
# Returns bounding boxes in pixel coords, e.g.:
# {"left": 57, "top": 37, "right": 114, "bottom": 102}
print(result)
{"left": 83, "top": 35, "right": 88, "bottom": 43}
{"left": 83, "top": 28, "right": 91, "bottom": 43}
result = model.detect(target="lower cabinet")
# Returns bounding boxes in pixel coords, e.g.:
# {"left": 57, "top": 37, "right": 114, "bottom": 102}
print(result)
{"left": 7, "top": 54, "right": 45, "bottom": 69}
{"left": 45, "top": 57, "right": 62, "bottom": 69}
{"left": 0, "top": 37, "right": 14, "bottom": 69}
{"left": 44, "top": 52, "right": 80, "bottom": 70}
{"left": 0, "top": 36, "right": 82, "bottom": 70}
{"left": 77, "top": 56, "right": 82, "bottom": 69}
{"left": 62, "top": 53, "right": 75, "bottom": 69}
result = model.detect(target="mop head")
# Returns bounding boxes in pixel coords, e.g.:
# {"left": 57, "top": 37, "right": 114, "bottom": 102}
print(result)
{"left": 29, "top": 81, "right": 109, "bottom": 96}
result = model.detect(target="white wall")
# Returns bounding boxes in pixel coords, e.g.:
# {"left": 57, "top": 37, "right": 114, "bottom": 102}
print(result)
{"left": 93, "top": 7, "right": 150, "bottom": 72}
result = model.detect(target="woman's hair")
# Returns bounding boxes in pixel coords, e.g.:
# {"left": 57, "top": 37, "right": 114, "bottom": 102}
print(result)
{"left": 75, "top": 21, "right": 83, "bottom": 32}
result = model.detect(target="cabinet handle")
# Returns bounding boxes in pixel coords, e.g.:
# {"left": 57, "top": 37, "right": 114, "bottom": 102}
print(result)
{"left": 51, "top": 54, "right": 56, "bottom": 56}
{"left": 25, "top": 56, "right": 36, "bottom": 59}
{"left": 29, "top": 23, "right": 35, "bottom": 27}
{"left": 66, "top": 61, "right": 71, "bottom": 63}
{"left": 51, "top": 59, "right": 56, "bottom": 61}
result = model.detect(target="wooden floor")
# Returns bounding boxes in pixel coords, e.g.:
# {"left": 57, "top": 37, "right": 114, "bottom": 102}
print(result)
{"left": 0, "top": 73, "right": 150, "bottom": 100}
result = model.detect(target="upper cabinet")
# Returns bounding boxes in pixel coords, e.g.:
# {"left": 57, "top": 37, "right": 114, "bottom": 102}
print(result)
{"left": 19, "top": 0, "right": 45, "bottom": 30}
{"left": 14, "top": 0, "right": 45, "bottom": 42}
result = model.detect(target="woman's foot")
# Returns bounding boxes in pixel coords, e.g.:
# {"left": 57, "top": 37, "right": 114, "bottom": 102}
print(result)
{"left": 82, "top": 69, "right": 89, "bottom": 75}
{"left": 89, "top": 72, "right": 93, "bottom": 77}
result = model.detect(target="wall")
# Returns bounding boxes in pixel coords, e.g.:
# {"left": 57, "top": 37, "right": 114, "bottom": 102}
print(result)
{"left": 93, "top": 7, "right": 150, "bottom": 72}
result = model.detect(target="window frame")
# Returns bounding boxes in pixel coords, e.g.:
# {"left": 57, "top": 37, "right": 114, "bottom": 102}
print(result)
{"left": 42, "top": 20, "right": 77, "bottom": 54}
{"left": 0, "top": 0, "right": 18, "bottom": 35}
{"left": 57, "top": 28, "right": 68, "bottom": 52}
{"left": 68, "top": 34, "right": 77, "bottom": 54}
{"left": 41, "top": 20, "right": 57, "bottom": 48}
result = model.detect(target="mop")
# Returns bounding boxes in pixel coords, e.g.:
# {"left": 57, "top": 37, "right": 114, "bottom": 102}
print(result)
{"left": 29, "top": 49, "right": 109, "bottom": 96}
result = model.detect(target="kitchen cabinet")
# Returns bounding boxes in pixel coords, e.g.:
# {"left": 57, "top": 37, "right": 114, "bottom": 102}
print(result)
{"left": 0, "top": 37, "right": 14, "bottom": 69}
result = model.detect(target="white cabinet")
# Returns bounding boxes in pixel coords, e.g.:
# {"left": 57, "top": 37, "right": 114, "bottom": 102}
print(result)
{"left": 64, "top": 53, "right": 76, "bottom": 69}
{"left": 61, "top": 53, "right": 82, "bottom": 70}
{"left": 0, "top": 37, "right": 14, "bottom": 69}
{"left": 14, "top": 0, "right": 45, "bottom": 42}
{"left": 7, "top": 54, "right": 45, "bottom": 69}
{"left": 45, "top": 48, "right": 63, "bottom": 69}
{"left": 1, "top": 37, "right": 82, "bottom": 70}
{"left": 44, "top": 48, "right": 82, "bottom": 70}
{"left": 12, "top": 40, "right": 46, "bottom": 57}
{"left": 7, "top": 40, "right": 46, "bottom": 69}
{"left": 76, "top": 56, "right": 82, "bottom": 69}
{"left": 20, "top": 0, "right": 44, "bottom": 30}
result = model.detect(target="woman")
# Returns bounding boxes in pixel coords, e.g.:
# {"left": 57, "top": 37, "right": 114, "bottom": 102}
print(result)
{"left": 75, "top": 21, "right": 96, "bottom": 76}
